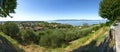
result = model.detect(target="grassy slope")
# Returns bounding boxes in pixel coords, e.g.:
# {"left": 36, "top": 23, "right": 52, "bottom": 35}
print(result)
{"left": 0, "top": 32, "right": 24, "bottom": 52}
{"left": 65, "top": 28, "right": 109, "bottom": 51}
{"left": 0, "top": 27, "right": 109, "bottom": 52}
{"left": 95, "top": 27, "right": 109, "bottom": 44}
{"left": 41, "top": 27, "right": 109, "bottom": 52}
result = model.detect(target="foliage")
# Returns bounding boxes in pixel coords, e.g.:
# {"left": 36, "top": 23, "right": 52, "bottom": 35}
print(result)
{"left": 39, "top": 25, "right": 102, "bottom": 48}
{"left": 0, "top": 0, "right": 17, "bottom": 17}
{"left": 0, "top": 21, "right": 104, "bottom": 48}
{"left": 18, "top": 29, "right": 39, "bottom": 44}
{"left": 105, "top": 21, "right": 114, "bottom": 26}
{"left": 99, "top": 0, "right": 120, "bottom": 21}
{"left": 2, "top": 21, "right": 19, "bottom": 38}
{"left": 39, "top": 31, "right": 64, "bottom": 48}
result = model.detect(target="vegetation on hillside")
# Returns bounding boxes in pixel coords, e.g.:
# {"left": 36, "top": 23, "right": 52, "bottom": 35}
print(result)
{"left": 0, "top": 21, "right": 106, "bottom": 48}
{"left": 0, "top": 21, "right": 109, "bottom": 52}
{"left": 0, "top": 32, "right": 24, "bottom": 52}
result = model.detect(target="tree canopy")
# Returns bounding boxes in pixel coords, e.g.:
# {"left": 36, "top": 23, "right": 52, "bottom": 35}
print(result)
{"left": 0, "top": 0, "right": 17, "bottom": 18}
{"left": 99, "top": 0, "right": 120, "bottom": 21}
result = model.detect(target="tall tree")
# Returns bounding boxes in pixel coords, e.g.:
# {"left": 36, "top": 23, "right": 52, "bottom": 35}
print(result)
{"left": 99, "top": 0, "right": 120, "bottom": 21}
{"left": 0, "top": 0, "right": 17, "bottom": 18}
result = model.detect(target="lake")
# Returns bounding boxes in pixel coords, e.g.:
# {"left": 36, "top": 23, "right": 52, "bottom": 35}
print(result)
{"left": 47, "top": 20, "right": 107, "bottom": 26}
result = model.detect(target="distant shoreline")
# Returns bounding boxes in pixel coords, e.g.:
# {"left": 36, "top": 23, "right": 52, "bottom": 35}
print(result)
{"left": 0, "top": 20, "right": 107, "bottom": 26}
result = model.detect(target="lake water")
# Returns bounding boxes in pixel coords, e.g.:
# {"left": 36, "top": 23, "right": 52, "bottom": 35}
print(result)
{"left": 47, "top": 20, "right": 107, "bottom": 26}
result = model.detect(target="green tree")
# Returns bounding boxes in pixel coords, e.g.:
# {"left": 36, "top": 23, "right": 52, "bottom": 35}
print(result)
{"left": 99, "top": 0, "right": 120, "bottom": 21}
{"left": 23, "top": 29, "right": 38, "bottom": 44}
{"left": 39, "top": 29, "right": 65, "bottom": 48}
{"left": 0, "top": 0, "right": 17, "bottom": 17}
{"left": 2, "top": 21, "right": 19, "bottom": 38}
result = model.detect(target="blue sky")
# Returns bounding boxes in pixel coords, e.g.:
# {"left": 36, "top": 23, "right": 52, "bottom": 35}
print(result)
{"left": 0, "top": 0, "right": 103, "bottom": 21}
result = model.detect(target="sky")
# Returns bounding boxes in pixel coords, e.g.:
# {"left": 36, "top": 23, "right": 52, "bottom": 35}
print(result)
{"left": 0, "top": 0, "right": 104, "bottom": 21}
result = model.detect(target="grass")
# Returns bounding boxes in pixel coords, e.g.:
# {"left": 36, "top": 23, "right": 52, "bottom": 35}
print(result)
{"left": 21, "top": 44, "right": 46, "bottom": 52}
{"left": 65, "top": 27, "right": 107, "bottom": 51}
{"left": 0, "top": 32, "right": 24, "bottom": 52}
{"left": 71, "top": 26, "right": 110, "bottom": 52}
{"left": 95, "top": 27, "right": 109, "bottom": 45}
{"left": 43, "top": 27, "right": 110, "bottom": 52}
{"left": 42, "top": 31, "right": 95, "bottom": 52}
{"left": 64, "top": 33, "right": 94, "bottom": 51}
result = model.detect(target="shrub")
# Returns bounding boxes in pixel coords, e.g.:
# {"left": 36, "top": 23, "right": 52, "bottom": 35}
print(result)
{"left": 18, "top": 29, "right": 39, "bottom": 44}
{"left": 23, "top": 29, "right": 38, "bottom": 44}
{"left": 64, "top": 30, "right": 76, "bottom": 42}
{"left": 2, "top": 21, "right": 19, "bottom": 39}
{"left": 39, "top": 30, "right": 65, "bottom": 48}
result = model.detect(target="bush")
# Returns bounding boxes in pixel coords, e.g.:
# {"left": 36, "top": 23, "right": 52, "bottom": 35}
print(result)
{"left": 65, "top": 30, "right": 76, "bottom": 42}
{"left": 39, "top": 30, "right": 65, "bottom": 48}
{"left": 23, "top": 29, "right": 38, "bottom": 44}
{"left": 18, "top": 29, "right": 39, "bottom": 44}
{"left": 2, "top": 21, "right": 19, "bottom": 39}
